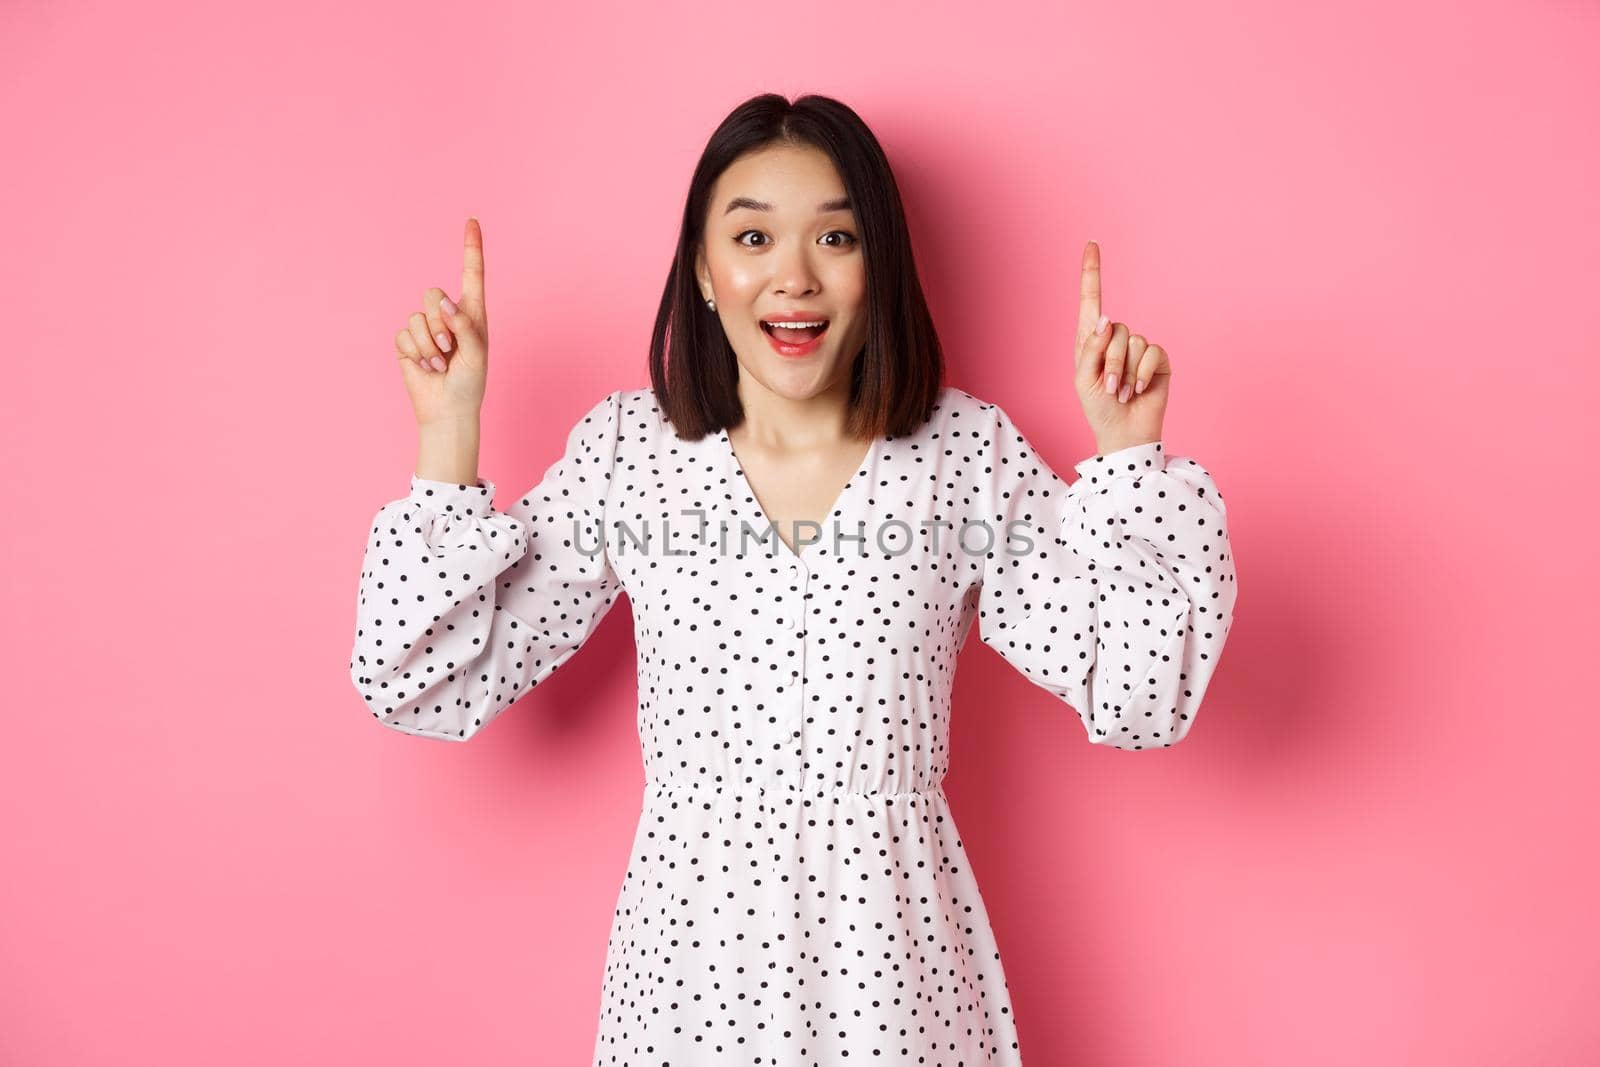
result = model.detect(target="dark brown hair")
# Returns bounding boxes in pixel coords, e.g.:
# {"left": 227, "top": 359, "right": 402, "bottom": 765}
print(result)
{"left": 648, "top": 92, "right": 945, "bottom": 442}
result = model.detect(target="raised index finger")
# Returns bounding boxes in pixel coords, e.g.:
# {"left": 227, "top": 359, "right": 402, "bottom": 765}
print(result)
{"left": 1076, "top": 240, "right": 1102, "bottom": 355}
{"left": 460, "top": 216, "right": 486, "bottom": 319}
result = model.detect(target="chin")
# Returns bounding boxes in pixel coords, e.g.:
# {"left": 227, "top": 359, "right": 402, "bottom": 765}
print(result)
{"left": 737, "top": 354, "right": 850, "bottom": 400}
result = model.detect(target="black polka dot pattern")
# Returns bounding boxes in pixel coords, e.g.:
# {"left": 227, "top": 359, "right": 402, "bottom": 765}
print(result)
{"left": 349, "top": 385, "right": 1238, "bottom": 1063}
{"left": 977, "top": 402, "right": 1237, "bottom": 749}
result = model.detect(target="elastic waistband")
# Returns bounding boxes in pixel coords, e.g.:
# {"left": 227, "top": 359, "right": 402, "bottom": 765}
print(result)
{"left": 644, "top": 779, "right": 946, "bottom": 801}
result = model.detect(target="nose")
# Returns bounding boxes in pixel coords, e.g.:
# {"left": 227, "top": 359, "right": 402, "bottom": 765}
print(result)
{"left": 772, "top": 243, "right": 821, "bottom": 297}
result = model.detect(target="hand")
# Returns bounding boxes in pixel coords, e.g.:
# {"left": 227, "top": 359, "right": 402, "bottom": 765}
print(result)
{"left": 1072, "top": 240, "right": 1170, "bottom": 455}
{"left": 394, "top": 217, "right": 490, "bottom": 428}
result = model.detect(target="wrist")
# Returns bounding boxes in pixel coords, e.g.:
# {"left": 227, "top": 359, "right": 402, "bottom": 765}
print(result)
{"left": 1093, "top": 435, "right": 1160, "bottom": 457}
{"left": 416, "top": 418, "right": 483, "bottom": 485}
{"left": 418, "top": 413, "right": 481, "bottom": 433}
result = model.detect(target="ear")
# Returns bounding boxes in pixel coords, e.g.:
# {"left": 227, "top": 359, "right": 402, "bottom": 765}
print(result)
{"left": 694, "top": 245, "right": 709, "bottom": 297}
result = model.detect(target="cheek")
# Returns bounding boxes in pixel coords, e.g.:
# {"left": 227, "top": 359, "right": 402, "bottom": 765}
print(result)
{"left": 825, "top": 263, "right": 867, "bottom": 306}
{"left": 715, "top": 261, "right": 766, "bottom": 296}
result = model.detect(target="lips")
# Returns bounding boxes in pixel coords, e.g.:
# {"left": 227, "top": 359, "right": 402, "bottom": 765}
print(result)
{"left": 761, "top": 320, "right": 830, "bottom": 342}
{"left": 761, "top": 319, "right": 830, "bottom": 357}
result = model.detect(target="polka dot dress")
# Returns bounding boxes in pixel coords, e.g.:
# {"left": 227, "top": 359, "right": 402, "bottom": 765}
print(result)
{"left": 349, "top": 385, "right": 1238, "bottom": 1064}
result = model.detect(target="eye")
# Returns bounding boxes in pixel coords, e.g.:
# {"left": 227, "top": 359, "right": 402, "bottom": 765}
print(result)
{"left": 733, "top": 230, "right": 859, "bottom": 249}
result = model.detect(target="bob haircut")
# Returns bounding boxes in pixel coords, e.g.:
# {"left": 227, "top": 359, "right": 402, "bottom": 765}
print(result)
{"left": 649, "top": 92, "right": 945, "bottom": 442}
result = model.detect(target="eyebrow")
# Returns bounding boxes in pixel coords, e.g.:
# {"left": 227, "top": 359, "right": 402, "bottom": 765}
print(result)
{"left": 722, "top": 196, "right": 853, "bottom": 215}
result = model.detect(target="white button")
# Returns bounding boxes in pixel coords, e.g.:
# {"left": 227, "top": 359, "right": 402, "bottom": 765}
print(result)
{"left": 782, "top": 615, "right": 797, "bottom": 630}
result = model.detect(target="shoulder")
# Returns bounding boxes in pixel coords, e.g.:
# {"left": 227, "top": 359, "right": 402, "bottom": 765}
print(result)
{"left": 616, "top": 385, "right": 656, "bottom": 410}
{"left": 569, "top": 386, "right": 660, "bottom": 434}
{"left": 932, "top": 385, "right": 1011, "bottom": 439}
{"left": 615, "top": 386, "right": 671, "bottom": 421}
{"left": 613, "top": 386, "right": 673, "bottom": 444}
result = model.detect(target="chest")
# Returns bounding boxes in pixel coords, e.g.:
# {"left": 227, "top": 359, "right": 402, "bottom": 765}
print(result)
{"left": 725, "top": 431, "right": 874, "bottom": 557}
{"left": 607, "top": 416, "right": 988, "bottom": 658}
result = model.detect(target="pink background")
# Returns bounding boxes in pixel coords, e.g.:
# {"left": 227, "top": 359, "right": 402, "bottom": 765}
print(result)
{"left": 5, "top": 0, "right": 1597, "bottom": 1063}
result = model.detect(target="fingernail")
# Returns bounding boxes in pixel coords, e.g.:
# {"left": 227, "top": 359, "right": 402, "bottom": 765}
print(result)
{"left": 1134, "top": 378, "right": 1146, "bottom": 395}
{"left": 1104, "top": 371, "right": 1118, "bottom": 395}
{"left": 1118, "top": 381, "right": 1132, "bottom": 403}
{"left": 441, "top": 296, "right": 456, "bottom": 316}
{"left": 431, "top": 356, "right": 447, "bottom": 371}
{"left": 1096, "top": 314, "right": 1108, "bottom": 335}
{"left": 434, "top": 332, "right": 452, "bottom": 352}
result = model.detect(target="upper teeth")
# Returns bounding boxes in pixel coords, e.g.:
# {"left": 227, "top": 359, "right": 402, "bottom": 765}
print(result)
{"left": 766, "top": 320, "right": 826, "bottom": 328}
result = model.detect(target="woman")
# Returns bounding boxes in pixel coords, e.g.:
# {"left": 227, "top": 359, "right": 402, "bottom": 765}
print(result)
{"left": 351, "top": 93, "right": 1238, "bottom": 1065}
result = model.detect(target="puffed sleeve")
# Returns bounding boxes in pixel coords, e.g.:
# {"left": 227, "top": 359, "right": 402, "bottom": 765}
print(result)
{"left": 347, "top": 389, "right": 626, "bottom": 742}
{"left": 976, "top": 402, "right": 1237, "bottom": 749}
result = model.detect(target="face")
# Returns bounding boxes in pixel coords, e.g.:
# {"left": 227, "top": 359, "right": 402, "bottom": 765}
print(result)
{"left": 696, "top": 143, "right": 869, "bottom": 403}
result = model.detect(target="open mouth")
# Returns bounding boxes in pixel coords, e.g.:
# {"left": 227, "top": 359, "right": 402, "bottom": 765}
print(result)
{"left": 761, "top": 320, "right": 830, "bottom": 343}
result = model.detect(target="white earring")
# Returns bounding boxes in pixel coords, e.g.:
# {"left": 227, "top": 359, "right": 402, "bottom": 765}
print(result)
{"left": 705, "top": 297, "right": 716, "bottom": 310}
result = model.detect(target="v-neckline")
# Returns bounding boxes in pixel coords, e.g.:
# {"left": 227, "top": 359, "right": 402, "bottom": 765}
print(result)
{"left": 720, "top": 425, "right": 878, "bottom": 562}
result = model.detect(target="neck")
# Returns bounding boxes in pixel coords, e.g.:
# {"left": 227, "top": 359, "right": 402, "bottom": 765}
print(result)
{"left": 732, "top": 376, "right": 858, "bottom": 451}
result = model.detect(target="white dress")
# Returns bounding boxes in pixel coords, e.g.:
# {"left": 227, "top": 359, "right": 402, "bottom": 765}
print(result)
{"left": 349, "top": 384, "right": 1238, "bottom": 1065}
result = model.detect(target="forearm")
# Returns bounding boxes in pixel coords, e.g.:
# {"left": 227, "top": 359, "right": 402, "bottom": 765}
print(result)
{"left": 415, "top": 417, "right": 482, "bottom": 485}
